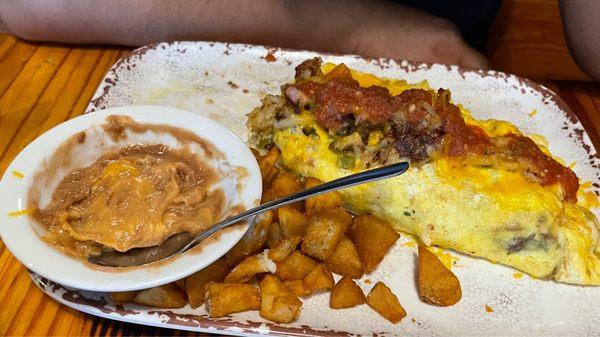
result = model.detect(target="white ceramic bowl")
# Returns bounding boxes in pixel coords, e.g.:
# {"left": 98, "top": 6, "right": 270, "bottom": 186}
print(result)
{"left": 0, "top": 105, "right": 262, "bottom": 292}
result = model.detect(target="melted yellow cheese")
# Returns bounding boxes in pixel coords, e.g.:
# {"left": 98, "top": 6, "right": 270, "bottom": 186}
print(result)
{"left": 270, "top": 64, "right": 600, "bottom": 285}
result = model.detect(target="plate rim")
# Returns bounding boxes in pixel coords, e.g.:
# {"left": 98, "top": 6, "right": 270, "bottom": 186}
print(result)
{"left": 0, "top": 105, "right": 262, "bottom": 292}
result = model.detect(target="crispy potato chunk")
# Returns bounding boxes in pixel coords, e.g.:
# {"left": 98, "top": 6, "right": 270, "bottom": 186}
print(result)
{"left": 264, "top": 171, "right": 304, "bottom": 210}
{"left": 366, "top": 282, "right": 406, "bottom": 323}
{"left": 326, "top": 236, "right": 363, "bottom": 279}
{"left": 267, "top": 221, "right": 283, "bottom": 248}
{"left": 301, "top": 208, "right": 353, "bottom": 261}
{"left": 275, "top": 250, "right": 317, "bottom": 281}
{"left": 185, "top": 257, "right": 230, "bottom": 308}
{"left": 283, "top": 280, "right": 311, "bottom": 297}
{"left": 330, "top": 277, "right": 366, "bottom": 309}
{"left": 303, "top": 264, "right": 334, "bottom": 293}
{"left": 269, "top": 236, "right": 302, "bottom": 262}
{"left": 352, "top": 215, "right": 400, "bottom": 272}
{"left": 257, "top": 147, "right": 280, "bottom": 188}
{"left": 260, "top": 274, "right": 303, "bottom": 323}
{"left": 304, "top": 177, "right": 343, "bottom": 215}
{"left": 174, "top": 279, "right": 186, "bottom": 293}
{"left": 205, "top": 282, "right": 261, "bottom": 318}
{"left": 226, "top": 211, "right": 273, "bottom": 265}
{"left": 418, "top": 245, "right": 462, "bottom": 306}
{"left": 278, "top": 206, "right": 308, "bottom": 239}
{"left": 133, "top": 284, "right": 187, "bottom": 308}
{"left": 225, "top": 251, "right": 275, "bottom": 283}
{"left": 110, "top": 290, "right": 139, "bottom": 304}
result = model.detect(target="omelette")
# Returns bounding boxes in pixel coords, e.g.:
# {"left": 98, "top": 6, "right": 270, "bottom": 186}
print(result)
{"left": 246, "top": 58, "right": 600, "bottom": 285}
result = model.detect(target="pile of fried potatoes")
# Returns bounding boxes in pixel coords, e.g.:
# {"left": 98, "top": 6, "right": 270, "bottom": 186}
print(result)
{"left": 110, "top": 148, "right": 462, "bottom": 324}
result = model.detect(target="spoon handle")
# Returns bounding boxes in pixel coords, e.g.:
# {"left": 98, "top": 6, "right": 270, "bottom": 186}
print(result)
{"left": 177, "top": 161, "right": 409, "bottom": 254}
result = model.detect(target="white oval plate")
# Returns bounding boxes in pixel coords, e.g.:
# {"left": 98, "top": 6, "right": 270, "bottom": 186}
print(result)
{"left": 22, "top": 41, "right": 600, "bottom": 336}
{"left": 0, "top": 105, "right": 262, "bottom": 292}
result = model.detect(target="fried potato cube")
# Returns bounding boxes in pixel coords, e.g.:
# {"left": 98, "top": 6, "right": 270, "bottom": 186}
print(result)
{"left": 283, "top": 280, "right": 311, "bottom": 297}
{"left": 110, "top": 290, "right": 139, "bottom": 304}
{"left": 226, "top": 210, "right": 273, "bottom": 265}
{"left": 351, "top": 215, "right": 400, "bottom": 272}
{"left": 133, "top": 284, "right": 187, "bottom": 308}
{"left": 267, "top": 221, "right": 283, "bottom": 248}
{"left": 174, "top": 279, "right": 186, "bottom": 293}
{"left": 275, "top": 250, "right": 317, "bottom": 281}
{"left": 185, "top": 257, "right": 230, "bottom": 308}
{"left": 304, "top": 177, "right": 343, "bottom": 215}
{"left": 260, "top": 274, "right": 303, "bottom": 323}
{"left": 326, "top": 236, "right": 363, "bottom": 279}
{"left": 224, "top": 251, "right": 275, "bottom": 283}
{"left": 278, "top": 206, "right": 308, "bottom": 239}
{"left": 205, "top": 282, "right": 261, "bottom": 318}
{"left": 418, "top": 245, "right": 462, "bottom": 306}
{"left": 257, "top": 147, "right": 280, "bottom": 188}
{"left": 330, "top": 277, "right": 366, "bottom": 309}
{"left": 264, "top": 171, "right": 304, "bottom": 210}
{"left": 303, "top": 264, "right": 334, "bottom": 293}
{"left": 366, "top": 282, "right": 406, "bottom": 323}
{"left": 301, "top": 208, "right": 353, "bottom": 261}
{"left": 269, "top": 236, "right": 302, "bottom": 262}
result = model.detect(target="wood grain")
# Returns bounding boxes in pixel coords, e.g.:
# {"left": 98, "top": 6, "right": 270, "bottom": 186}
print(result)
{"left": 487, "top": 0, "right": 591, "bottom": 81}
{"left": 0, "top": 32, "right": 599, "bottom": 336}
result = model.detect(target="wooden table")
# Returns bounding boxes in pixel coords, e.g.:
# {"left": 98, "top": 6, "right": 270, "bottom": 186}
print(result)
{"left": 0, "top": 32, "right": 599, "bottom": 336}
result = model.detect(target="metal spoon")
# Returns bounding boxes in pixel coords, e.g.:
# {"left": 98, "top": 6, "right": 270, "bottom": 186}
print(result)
{"left": 88, "top": 161, "right": 409, "bottom": 267}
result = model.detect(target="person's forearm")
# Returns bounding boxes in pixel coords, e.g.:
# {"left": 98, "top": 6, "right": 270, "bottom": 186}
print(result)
{"left": 559, "top": 0, "right": 600, "bottom": 81}
{"left": 0, "top": 0, "right": 359, "bottom": 50}
{"left": 0, "top": 0, "right": 487, "bottom": 68}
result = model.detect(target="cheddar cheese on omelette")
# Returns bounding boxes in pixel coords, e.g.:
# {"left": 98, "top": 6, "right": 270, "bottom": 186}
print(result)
{"left": 247, "top": 58, "right": 600, "bottom": 285}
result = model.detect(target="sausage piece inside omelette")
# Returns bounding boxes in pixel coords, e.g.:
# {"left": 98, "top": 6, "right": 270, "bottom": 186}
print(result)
{"left": 247, "top": 58, "right": 600, "bottom": 285}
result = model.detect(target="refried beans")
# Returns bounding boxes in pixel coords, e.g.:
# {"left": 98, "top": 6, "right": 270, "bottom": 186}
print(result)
{"left": 31, "top": 116, "right": 226, "bottom": 260}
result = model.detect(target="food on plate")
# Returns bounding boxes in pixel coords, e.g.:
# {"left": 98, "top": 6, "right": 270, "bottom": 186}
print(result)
{"left": 254, "top": 147, "right": 280, "bottom": 187}
{"left": 174, "top": 279, "right": 186, "bottom": 292}
{"left": 185, "top": 257, "right": 230, "bottom": 308}
{"left": 301, "top": 208, "right": 353, "bottom": 260}
{"left": 205, "top": 282, "right": 261, "bottom": 318}
{"left": 351, "top": 215, "right": 400, "bottom": 273}
{"left": 108, "top": 147, "right": 411, "bottom": 324}
{"left": 259, "top": 274, "right": 303, "bottom": 323}
{"left": 283, "top": 280, "right": 311, "bottom": 297}
{"left": 276, "top": 206, "right": 308, "bottom": 239}
{"left": 224, "top": 251, "right": 276, "bottom": 283}
{"left": 326, "top": 235, "right": 364, "bottom": 279}
{"left": 302, "top": 264, "right": 334, "bottom": 293}
{"left": 110, "top": 290, "right": 139, "bottom": 304}
{"left": 30, "top": 115, "right": 226, "bottom": 262}
{"left": 330, "top": 276, "right": 366, "bottom": 309}
{"left": 304, "top": 177, "right": 343, "bottom": 214}
{"left": 366, "top": 282, "right": 407, "bottom": 323}
{"left": 418, "top": 245, "right": 462, "bottom": 306}
{"left": 132, "top": 283, "right": 187, "bottom": 308}
{"left": 268, "top": 236, "right": 303, "bottom": 261}
{"left": 247, "top": 58, "right": 600, "bottom": 285}
{"left": 225, "top": 211, "right": 273, "bottom": 265}
{"left": 275, "top": 250, "right": 317, "bottom": 281}
{"left": 263, "top": 171, "right": 304, "bottom": 211}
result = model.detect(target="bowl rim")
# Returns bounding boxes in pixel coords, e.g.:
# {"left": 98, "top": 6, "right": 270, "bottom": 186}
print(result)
{"left": 0, "top": 105, "right": 262, "bottom": 291}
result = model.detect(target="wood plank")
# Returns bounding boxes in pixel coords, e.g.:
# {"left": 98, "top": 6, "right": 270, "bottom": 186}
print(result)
{"left": 0, "top": 49, "right": 86, "bottom": 172}
{"left": 0, "top": 39, "right": 37, "bottom": 97}
{"left": 0, "top": 34, "right": 18, "bottom": 62}
{"left": 3, "top": 278, "right": 47, "bottom": 335}
{"left": 23, "top": 291, "right": 62, "bottom": 336}
{"left": 487, "top": 0, "right": 590, "bottom": 81}
{"left": 0, "top": 46, "right": 70, "bottom": 157}
{"left": 0, "top": 264, "right": 32, "bottom": 336}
